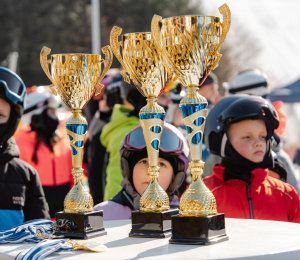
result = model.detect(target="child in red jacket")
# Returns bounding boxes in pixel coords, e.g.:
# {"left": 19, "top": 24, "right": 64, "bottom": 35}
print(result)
{"left": 204, "top": 95, "right": 300, "bottom": 223}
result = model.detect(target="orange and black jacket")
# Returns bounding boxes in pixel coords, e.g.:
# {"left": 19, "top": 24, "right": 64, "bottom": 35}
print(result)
{"left": 204, "top": 164, "right": 300, "bottom": 223}
{"left": 15, "top": 125, "right": 73, "bottom": 187}
{"left": 15, "top": 125, "right": 73, "bottom": 218}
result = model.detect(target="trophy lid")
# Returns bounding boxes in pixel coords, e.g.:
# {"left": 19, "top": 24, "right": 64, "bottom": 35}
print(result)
{"left": 50, "top": 53, "right": 102, "bottom": 60}
{"left": 159, "top": 15, "right": 221, "bottom": 25}
{"left": 51, "top": 53, "right": 100, "bottom": 56}
{"left": 122, "top": 32, "right": 152, "bottom": 47}
{"left": 123, "top": 32, "right": 151, "bottom": 37}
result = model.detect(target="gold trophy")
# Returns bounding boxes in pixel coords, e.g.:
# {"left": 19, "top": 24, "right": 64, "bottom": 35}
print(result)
{"left": 110, "top": 27, "right": 178, "bottom": 238}
{"left": 40, "top": 46, "right": 113, "bottom": 239}
{"left": 152, "top": 4, "right": 231, "bottom": 244}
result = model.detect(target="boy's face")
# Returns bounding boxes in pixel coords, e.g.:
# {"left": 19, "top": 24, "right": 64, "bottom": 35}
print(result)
{"left": 133, "top": 157, "right": 174, "bottom": 195}
{"left": 0, "top": 98, "right": 11, "bottom": 124}
{"left": 227, "top": 119, "right": 267, "bottom": 163}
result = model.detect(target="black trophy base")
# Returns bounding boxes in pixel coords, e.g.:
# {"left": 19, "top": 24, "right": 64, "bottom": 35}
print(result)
{"left": 55, "top": 210, "right": 107, "bottom": 239}
{"left": 169, "top": 213, "right": 229, "bottom": 245}
{"left": 129, "top": 209, "right": 179, "bottom": 238}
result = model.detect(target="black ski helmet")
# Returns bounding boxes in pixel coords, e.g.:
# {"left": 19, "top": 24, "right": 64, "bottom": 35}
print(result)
{"left": 204, "top": 95, "right": 279, "bottom": 157}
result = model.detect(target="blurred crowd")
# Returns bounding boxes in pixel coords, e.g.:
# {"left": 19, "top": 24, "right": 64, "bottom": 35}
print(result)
{"left": 1, "top": 65, "right": 300, "bottom": 230}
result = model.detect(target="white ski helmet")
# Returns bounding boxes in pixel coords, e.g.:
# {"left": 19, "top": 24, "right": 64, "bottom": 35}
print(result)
{"left": 21, "top": 91, "right": 62, "bottom": 125}
{"left": 224, "top": 69, "right": 270, "bottom": 98}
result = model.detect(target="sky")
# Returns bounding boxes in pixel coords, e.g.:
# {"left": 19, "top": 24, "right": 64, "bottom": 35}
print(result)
{"left": 196, "top": 0, "right": 300, "bottom": 89}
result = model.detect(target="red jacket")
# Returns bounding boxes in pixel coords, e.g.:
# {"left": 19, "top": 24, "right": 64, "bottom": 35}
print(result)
{"left": 203, "top": 164, "right": 300, "bottom": 223}
{"left": 15, "top": 125, "right": 73, "bottom": 186}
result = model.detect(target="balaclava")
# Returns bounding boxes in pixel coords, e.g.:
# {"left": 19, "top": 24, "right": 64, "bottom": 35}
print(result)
{"left": 127, "top": 148, "right": 183, "bottom": 202}
{"left": 30, "top": 108, "right": 59, "bottom": 163}
{"left": 221, "top": 122, "right": 274, "bottom": 183}
{"left": 30, "top": 108, "right": 59, "bottom": 139}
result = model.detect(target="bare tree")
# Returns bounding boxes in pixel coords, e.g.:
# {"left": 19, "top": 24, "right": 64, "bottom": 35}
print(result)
{"left": 0, "top": 0, "right": 258, "bottom": 90}
{"left": 213, "top": 25, "right": 261, "bottom": 94}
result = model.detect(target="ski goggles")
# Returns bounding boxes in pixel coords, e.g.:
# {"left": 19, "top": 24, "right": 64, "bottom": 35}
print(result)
{"left": 0, "top": 67, "right": 26, "bottom": 109}
{"left": 120, "top": 124, "right": 190, "bottom": 169}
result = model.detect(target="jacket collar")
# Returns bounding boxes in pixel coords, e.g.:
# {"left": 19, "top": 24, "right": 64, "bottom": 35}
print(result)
{"left": 110, "top": 189, "right": 135, "bottom": 210}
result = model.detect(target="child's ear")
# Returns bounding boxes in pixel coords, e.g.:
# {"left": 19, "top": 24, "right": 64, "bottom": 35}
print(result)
{"left": 167, "top": 172, "right": 185, "bottom": 194}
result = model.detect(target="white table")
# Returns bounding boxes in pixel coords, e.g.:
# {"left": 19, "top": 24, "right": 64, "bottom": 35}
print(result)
{"left": 1, "top": 218, "right": 300, "bottom": 260}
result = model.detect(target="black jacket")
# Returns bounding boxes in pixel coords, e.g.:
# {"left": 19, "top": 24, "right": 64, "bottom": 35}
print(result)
{"left": 0, "top": 137, "right": 50, "bottom": 229}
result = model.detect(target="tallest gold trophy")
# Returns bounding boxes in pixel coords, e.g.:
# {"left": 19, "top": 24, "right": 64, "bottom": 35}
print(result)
{"left": 40, "top": 46, "right": 113, "bottom": 239}
{"left": 152, "top": 4, "right": 231, "bottom": 244}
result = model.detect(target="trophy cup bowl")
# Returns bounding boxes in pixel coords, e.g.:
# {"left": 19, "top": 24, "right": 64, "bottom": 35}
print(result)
{"left": 110, "top": 27, "right": 179, "bottom": 238}
{"left": 151, "top": 3, "right": 231, "bottom": 244}
{"left": 40, "top": 46, "right": 113, "bottom": 239}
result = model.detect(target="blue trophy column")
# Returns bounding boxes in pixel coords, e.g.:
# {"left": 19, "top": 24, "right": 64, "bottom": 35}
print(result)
{"left": 179, "top": 97, "right": 208, "bottom": 162}
{"left": 139, "top": 113, "right": 165, "bottom": 162}
{"left": 66, "top": 123, "right": 88, "bottom": 170}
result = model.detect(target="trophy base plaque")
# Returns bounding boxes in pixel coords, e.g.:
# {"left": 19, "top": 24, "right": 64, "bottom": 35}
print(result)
{"left": 55, "top": 210, "right": 107, "bottom": 239}
{"left": 169, "top": 213, "right": 228, "bottom": 245}
{"left": 129, "top": 209, "right": 179, "bottom": 238}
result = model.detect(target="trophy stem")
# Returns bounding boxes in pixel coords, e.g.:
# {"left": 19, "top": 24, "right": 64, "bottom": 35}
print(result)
{"left": 179, "top": 85, "right": 217, "bottom": 217}
{"left": 139, "top": 95, "right": 170, "bottom": 212}
{"left": 64, "top": 109, "right": 94, "bottom": 213}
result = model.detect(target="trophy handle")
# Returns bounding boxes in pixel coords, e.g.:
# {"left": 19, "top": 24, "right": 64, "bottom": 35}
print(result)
{"left": 95, "top": 45, "right": 113, "bottom": 96}
{"left": 40, "top": 47, "right": 58, "bottom": 96}
{"left": 110, "top": 26, "right": 130, "bottom": 84}
{"left": 151, "top": 15, "right": 164, "bottom": 52}
{"left": 212, "top": 3, "right": 231, "bottom": 69}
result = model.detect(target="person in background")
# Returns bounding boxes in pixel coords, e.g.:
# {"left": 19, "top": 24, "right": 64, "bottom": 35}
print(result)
{"left": 0, "top": 67, "right": 49, "bottom": 229}
{"left": 101, "top": 73, "right": 173, "bottom": 201}
{"left": 165, "top": 81, "right": 187, "bottom": 136}
{"left": 100, "top": 74, "right": 146, "bottom": 202}
{"left": 198, "top": 71, "right": 219, "bottom": 108}
{"left": 223, "top": 69, "right": 300, "bottom": 194}
{"left": 200, "top": 72, "right": 222, "bottom": 176}
{"left": 86, "top": 72, "right": 121, "bottom": 205}
{"left": 15, "top": 91, "right": 72, "bottom": 218}
{"left": 82, "top": 68, "right": 120, "bottom": 124}
{"left": 204, "top": 95, "right": 300, "bottom": 222}
{"left": 95, "top": 123, "right": 190, "bottom": 220}
{"left": 165, "top": 81, "right": 184, "bottom": 125}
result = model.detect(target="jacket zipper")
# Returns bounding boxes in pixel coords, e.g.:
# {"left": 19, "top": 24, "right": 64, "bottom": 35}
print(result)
{"left": 52, "top": 155, "right": 56, "bottom": 186}
{"left": 246, "top": 176, "right": 254, "bottom": 219}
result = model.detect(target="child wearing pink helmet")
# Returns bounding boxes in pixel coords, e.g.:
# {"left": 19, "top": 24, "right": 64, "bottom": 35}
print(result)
{"left": 94, "top": 123, "right": 190, "bottom": 220}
